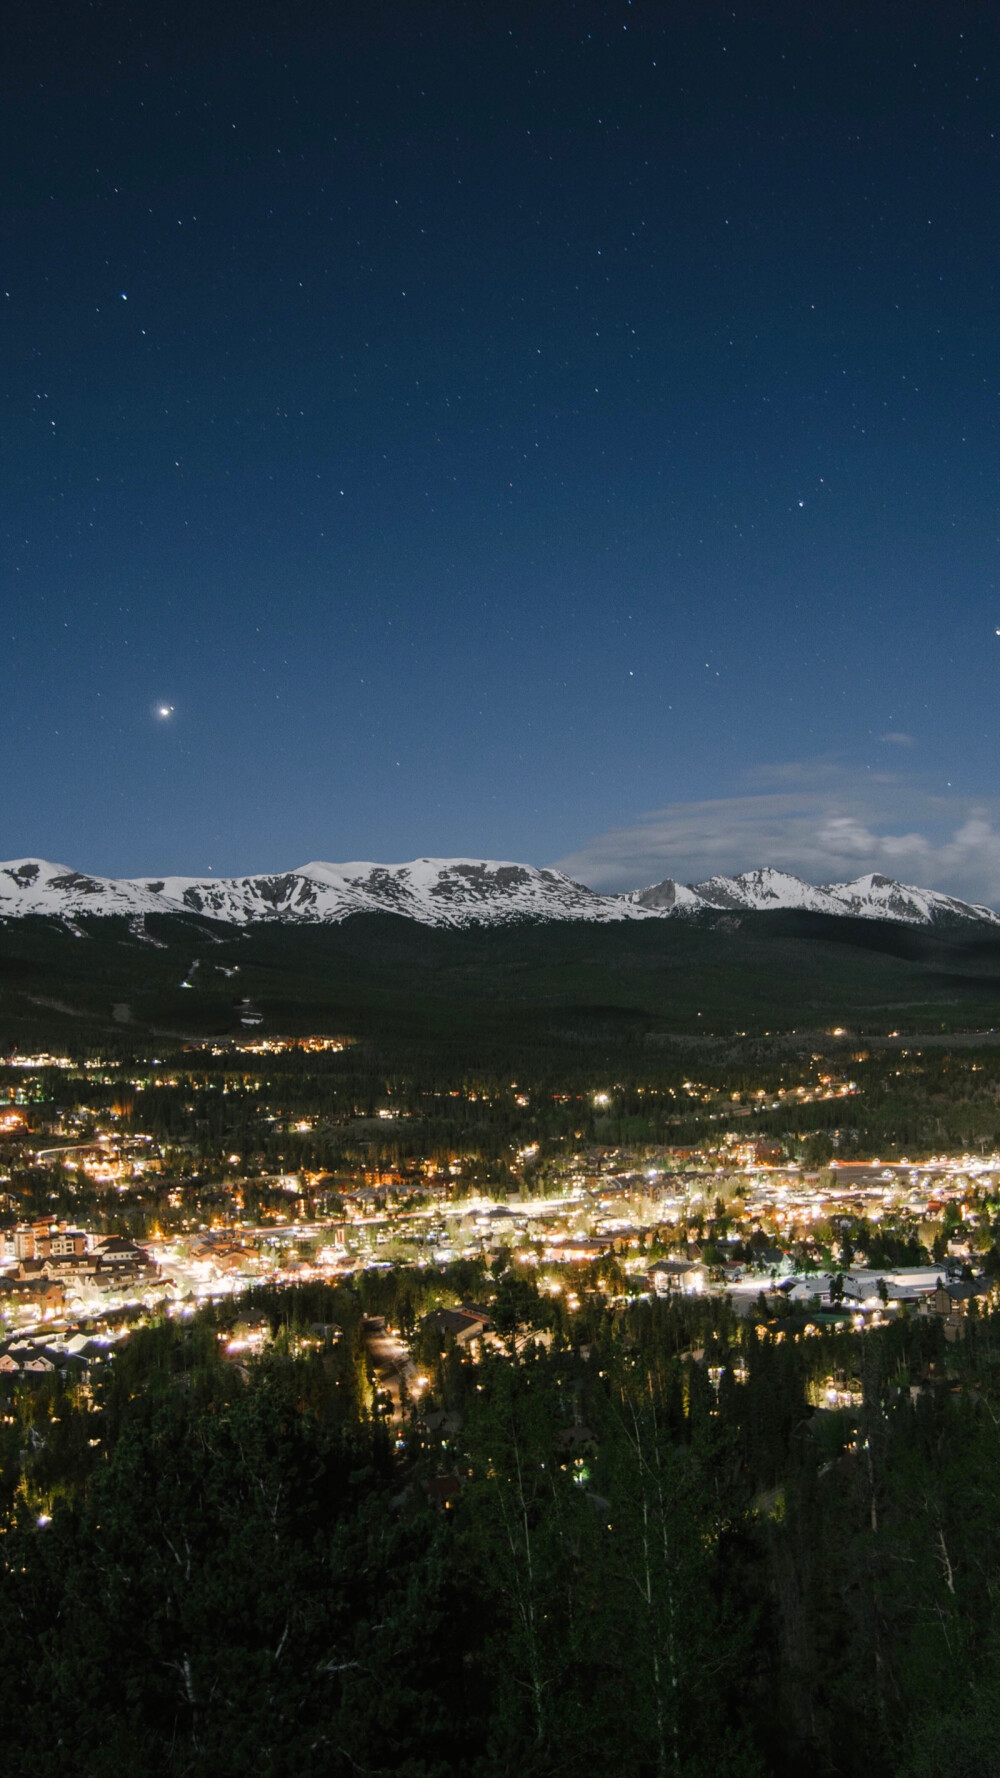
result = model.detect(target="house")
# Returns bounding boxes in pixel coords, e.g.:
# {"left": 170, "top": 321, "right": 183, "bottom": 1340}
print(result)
{"left": 931, "top": 1278, "right": 991, "bottom": 1341}
{"left": 45, "top": 1256, "right": 100, "bottom": 1282}
{"left": 0, "top": 1278, "right": 65, "bottom": 1313}
{"left": 747, "top": 1246, "right": 787, "bottom": 1274}
{"left": 219, "top": 1245, "right": 259, "bottom": 1272}
{"left": 12, "top": 1258, "right": 47, "bottom": 1280}
{"left": 93, "top": 1235, "right": 148, "bottom": 1265}
{"left": 421, "top": 1306, "right": 490, "bottom": 1347}
{"left": 191, "top": 1243, "right": 258, "bottom": 1276}
{"left": 0, "top": 1340, "right": 94, "bottom": 1380}
{"left": 225, "top": 1313, "right": 272, "bottom": 1354}
{"left": 92, "top": 1235, "right": 158, "bottom": 1286}
{"left": 647, "top": 1260, "right": 706, "bottom": 1297}
{"left": 420, "top": 1408, "right": 462, "bottom": 1438}
{"left": 40, "top": 1230, "right": 86, "bottom": 1259}
{"left": 733, "top": 1141, "right": 785, "bottom": 1167}
{"left": 458, "top": 1301, "right": 492, "bottom": 1324}
{"left": 543, "top": 1238, "right": 605, "bottom": 1263}
{"left": 65, "top": 1333, "right": 108, "bottom": 1365}
{"left": 423, "top": 1472, "right": 465, "bottom": 1512}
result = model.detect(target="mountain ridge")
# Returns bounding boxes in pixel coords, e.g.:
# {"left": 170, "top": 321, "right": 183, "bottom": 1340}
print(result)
{"left": 1, "top": 856, "right": 997, "bottom": 932}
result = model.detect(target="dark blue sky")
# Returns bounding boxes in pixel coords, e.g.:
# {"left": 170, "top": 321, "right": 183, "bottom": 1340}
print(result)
{"left": 5, "top": 2, "right": 1000, "bottom": 894}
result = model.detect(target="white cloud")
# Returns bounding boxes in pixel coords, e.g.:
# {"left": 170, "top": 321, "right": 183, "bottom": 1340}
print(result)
{"left": 554, "top": 766, "right": 1000, "bottom": 906}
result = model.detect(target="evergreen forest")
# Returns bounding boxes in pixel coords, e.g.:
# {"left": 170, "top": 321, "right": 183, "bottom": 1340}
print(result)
{"left": 1, "top": 1279, "right": 999, "bottom": 1777}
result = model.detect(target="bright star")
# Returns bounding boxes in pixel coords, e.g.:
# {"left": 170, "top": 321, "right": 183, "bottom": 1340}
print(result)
{"left": 155, "top": 704, "right": 174, "bottom": 719}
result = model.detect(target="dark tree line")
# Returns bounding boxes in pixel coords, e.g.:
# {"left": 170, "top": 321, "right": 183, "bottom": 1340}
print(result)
{"left": 12, "top": 1035, "right": 1000, "bottom": 1177}
{"left": 2, "top": 1278, "right": 1000, "bottom": 1774}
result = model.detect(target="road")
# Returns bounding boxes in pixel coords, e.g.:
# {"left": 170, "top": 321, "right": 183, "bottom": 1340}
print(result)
{"left": 365, "top": 1327, "right": 418, "bottom": 1421}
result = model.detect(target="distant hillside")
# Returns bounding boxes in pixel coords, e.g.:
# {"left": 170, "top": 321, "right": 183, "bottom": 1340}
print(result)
{"left": 4, "top": 905, "right": 1000, "bottom": 1058}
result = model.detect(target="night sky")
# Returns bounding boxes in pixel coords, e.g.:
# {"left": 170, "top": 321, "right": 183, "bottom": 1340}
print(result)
{"left": 6, "top": 3, "right": 1000, "bottom": 898}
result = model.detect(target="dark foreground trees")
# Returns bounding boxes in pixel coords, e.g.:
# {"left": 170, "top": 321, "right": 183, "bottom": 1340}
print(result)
{"left": 2, "top": 1291, "right": 1000, "bottom": 1775}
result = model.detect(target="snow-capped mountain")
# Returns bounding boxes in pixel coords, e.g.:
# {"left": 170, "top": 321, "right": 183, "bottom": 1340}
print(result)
{"left": 0, "top": 857, "right": 631, "bottom": 928}
{"left": 630, "top": 866, "right": 1000, "bottom": 927}
{"left": 629, "top": 867, "right": 1000, "bottom": 927}
{"left": 0, "top": 857, "right": 997, "bottom": 931}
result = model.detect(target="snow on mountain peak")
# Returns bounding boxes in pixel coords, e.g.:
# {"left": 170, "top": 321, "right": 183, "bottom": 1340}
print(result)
{"left": 0, "top": 856, "right": 631, "bottom": 928}
{"left": 0, "top": 857, "right": 996, "bottom": 931}
{"left": 623, "top": 866, "right": 1000, "bottom": 928}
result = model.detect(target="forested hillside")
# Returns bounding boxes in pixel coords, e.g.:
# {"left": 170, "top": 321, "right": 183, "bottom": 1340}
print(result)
{"left": 2, "top": 1278, "right": 999, "bottom": 1777}
{"left": 5, "top": 908, "right": 1000, "bottom": 1056}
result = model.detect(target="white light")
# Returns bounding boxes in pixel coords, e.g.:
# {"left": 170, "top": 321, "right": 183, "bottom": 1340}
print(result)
{"left": 155, "top": 703, "right": 175, "bottom": 720}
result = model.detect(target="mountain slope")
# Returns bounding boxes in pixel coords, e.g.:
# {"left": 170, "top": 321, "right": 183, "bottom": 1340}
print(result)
{"left": 0, "top": 857, "right": 630, "bottom": 927}
{"left": 5, "top": 904, "right": 1000, "bottom": 1055}
{"left": 0, "top": 856, "right": 996, "bottom": 932}
{"left": 625, "top": 866, "right": 1000, "bottom": 928}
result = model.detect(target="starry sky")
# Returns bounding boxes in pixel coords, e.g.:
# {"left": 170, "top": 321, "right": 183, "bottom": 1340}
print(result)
{"left": 6, "top": 2, "right": 1000, "bottom": 897}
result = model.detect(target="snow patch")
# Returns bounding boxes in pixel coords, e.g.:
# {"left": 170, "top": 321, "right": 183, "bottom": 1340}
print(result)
{"left": 0, "top": 857, "right": 995, "bottom": 932}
